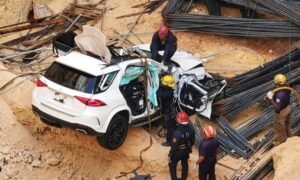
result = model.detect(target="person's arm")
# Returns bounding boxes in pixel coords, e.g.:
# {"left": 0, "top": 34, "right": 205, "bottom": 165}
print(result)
{"left": 162, "top": 33, "right": 176, "bottom": 64}
{"left": 196, "top": 142, "right": 206, "bottom": 164}
{"left": 150, "top": 34, "right": 159, "bottom": 61}
{"left": 162, "top": 44, "right": 171, "bottom": 64}
{"left": 191, "top": 127, "right": 195, "bottom": 146}
{"left": 169, "top": 131, "right": 179, "bottom": 158}
{"left": 196, "top": 156, "right": 205, "bottom": 164}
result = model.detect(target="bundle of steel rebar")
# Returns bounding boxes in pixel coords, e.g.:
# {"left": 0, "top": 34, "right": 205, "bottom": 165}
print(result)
{"left": 144, "top": 0, "right": 167, "bottom": 14}
{"left": 166, "top": 14, "right": 300, "bottom": 37}
{"left": 220, "top": 0, "right": 271, "bottom": 13}
{"left": 228, "top": 48, "right": 300, "bottom": 95}
{"left": 217, "top": 133, "right": 250, "bottom": 158}
{"left": 255, "top": 0, "right": 300, "bottom": 26}
{"left": 230, "top": 123, "right": 300, "bottom": 180}
{"left": 238, "top": 107, "right": 273, "bottom": 139}
{"left": 213, "top": 66, "right": 300, "bottom": 119}
{"left": 227, "top": 49, "right": 300, "bottom": 96}
{"left": 238, "top": 98, "right": 300, "bottom": 141}
{"left": 219, "top": 116, "right": 254, "bottom": 150}
{"left": 163, "top": 0, "right": 193, "bottom": 14}
{"left": 217, "top": 116, "right": 254, "bottom": 158}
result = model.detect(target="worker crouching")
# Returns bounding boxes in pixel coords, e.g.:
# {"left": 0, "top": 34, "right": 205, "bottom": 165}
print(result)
{"left": 150, "top": 23, "right": 177, "bottom": 66}
{"left": 168, "top": 111, "right": 195, "bottom": 180}
{"left": 196, "top": 124, "right": 219, "bottom": 180}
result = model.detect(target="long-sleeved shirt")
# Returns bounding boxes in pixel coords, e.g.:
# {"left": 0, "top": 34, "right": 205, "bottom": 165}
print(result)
{"left": 150, "top": 31, "right": 177, "bottom": 63}
{"left": 199, "top": 137, "right": 219, "bottom": 168}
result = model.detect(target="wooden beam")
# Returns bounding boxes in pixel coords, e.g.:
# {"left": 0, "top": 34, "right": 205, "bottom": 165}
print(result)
{"left": 0, "top": 17, "right": 66, "bottom": 35}
{"left": 0, "top": 45, "right": 26, "bottom": 52}
{"left": 115, "top": 10, "right": 149, "bottom": 19}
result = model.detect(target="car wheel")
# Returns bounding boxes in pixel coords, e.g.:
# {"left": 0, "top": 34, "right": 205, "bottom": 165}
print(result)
{"left": 97, "top": 115, "right": 128, "bottom": 150}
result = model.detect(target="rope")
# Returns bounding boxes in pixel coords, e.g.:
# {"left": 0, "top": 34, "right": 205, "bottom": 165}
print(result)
{"left": 244, "top": 0, "right": 258, "bottom": 42}
{"left": 271, "top": 86, "right": 300, "bottom": 105}
{"left": 116, "top": 53, "right": 153, "bottom": 179}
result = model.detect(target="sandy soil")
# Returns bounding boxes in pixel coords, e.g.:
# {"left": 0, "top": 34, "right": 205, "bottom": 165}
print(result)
{"left": 0, "top": 0, "right": 299, "bottom": 179}
{"left": 272, "top": 137, "right": 300, "bottom": 180}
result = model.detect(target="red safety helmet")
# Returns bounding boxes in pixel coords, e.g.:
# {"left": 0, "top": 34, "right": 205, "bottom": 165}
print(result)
{"left": 158, "top": 24, "right": 168, "bottom": 39}
{"left": 176, "top": 111, "right": 189, "bottom": 125}
{"left": 203, "top": 125, "right": 215, "bottom": 139}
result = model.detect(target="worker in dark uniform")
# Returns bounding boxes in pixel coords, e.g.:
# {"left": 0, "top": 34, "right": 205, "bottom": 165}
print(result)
{"left": 168, "top": 111, "right": 195, "bottom": 180}
{"left": 157, "top": 75, "right": 176, "bottom": 146}
{"left": 196, "top": 124, "right": 219, "bottom": 180}
{"left": 267, "top": 74, "right": 292, "bottom": 145}
{"left": 150, "top": 24, "right": 177, "bottom": 66}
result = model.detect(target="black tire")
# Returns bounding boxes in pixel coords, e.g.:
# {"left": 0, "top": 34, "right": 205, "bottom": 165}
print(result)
{"left": 97, "top": 115, "right": 128, "bottom": 150}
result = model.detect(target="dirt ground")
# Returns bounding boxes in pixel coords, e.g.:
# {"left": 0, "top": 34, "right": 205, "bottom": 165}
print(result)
{"left": 272, "top": 137, "right": 300, "bottom": 180}
{"left": 0, "top": 0, "right": 299, "bottom": 179}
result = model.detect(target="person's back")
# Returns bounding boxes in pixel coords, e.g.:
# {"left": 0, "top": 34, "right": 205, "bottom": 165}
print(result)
{"left": 157, "top": 86, "right": 174, "bottom": 113}
{"left": 168, "top": 112, "right": 195, "bottom": 180}
{"left": 199, "top": 137, "right": 219, "bottom": 168}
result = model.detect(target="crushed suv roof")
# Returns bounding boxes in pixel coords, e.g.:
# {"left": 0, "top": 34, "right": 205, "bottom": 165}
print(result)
{"left": 56, "top": 52, "right": 108, "bottom": 76}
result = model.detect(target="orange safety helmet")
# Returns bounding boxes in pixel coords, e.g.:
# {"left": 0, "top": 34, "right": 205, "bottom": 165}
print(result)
{"left": 176, "top": 111, "right": 189, "bottom": 125}
{"left": 203, "top": 125, "right": 216, "bottom": 139}
{"left": 158, "top": 24, "right": 168, "bottom": 39}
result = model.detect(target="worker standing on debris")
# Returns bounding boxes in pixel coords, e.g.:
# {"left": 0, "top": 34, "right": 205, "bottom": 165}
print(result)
{"left": 150, "top": 23, "right": 177, "bottom": 66}
{"left": 157, "top": 75, "right": 176, "bottom": 146}
{"left": 169, "top": 111, "right": 195, "bottom": 180}
{"left": 196, "top": 124, "right": 219, "bottom": 180}
{"left": 267, "top": 74, "right": 292, "bottom": 145}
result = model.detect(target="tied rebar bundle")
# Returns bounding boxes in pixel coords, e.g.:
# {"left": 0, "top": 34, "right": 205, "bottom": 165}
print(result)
{"left": 166, "top": 13, "right": 300, "bottom": 37}
{"left": 163, "top": 0, "right": 193, "bottom": 14}
{"left": 212, "top": 65, "right": 300, "bottom": 119}
{"left": 226, "top": 48, "right": 300, "bottom": 96}
{"left": 254, "top": 0, "right": 300, "bottom": 26}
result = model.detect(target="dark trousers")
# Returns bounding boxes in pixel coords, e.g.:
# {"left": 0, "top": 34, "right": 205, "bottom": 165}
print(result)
{"left": 163, "top": 114, "right": 176, "bottom": 143}
{"left": 169, "top": 151, "right": 189, "bottom": 180}
{"left": 273, "top": 105, "right": 292, "bottom": 144}
{"left": 199, "top": 164, "right": 216, "bottom": 180}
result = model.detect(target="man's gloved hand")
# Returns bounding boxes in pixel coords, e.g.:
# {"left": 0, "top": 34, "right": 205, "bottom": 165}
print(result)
{"left": 267, "top": 91, "right": 274, "bottom": 100}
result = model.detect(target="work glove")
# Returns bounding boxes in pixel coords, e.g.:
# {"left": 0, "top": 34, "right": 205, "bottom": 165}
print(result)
{"left": 267, "top": 91, "right": 274, "bottom": 100}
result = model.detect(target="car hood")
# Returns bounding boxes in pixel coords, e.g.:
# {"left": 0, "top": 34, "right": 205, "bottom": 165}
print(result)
{"left": 136, "top": 44, "right": 206, "bottom": 71}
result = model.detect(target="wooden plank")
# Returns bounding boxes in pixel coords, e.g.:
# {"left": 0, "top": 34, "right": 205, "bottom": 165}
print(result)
{"left": 0, "top": 45, "right": 26, "bottom": 52}
{"left": 0, "top": 17, "right": 66, "bottom": 35}
{"left": 116, "top": 10, "right": 149, "bottom": 19}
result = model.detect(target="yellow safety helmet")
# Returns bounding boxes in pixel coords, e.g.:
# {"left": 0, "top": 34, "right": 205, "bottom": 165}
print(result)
{"left": 274, "top": 74, "right": 287, "bottom": 85}
{"left": 161, "top": 75, "right": 175, "bottom": 88}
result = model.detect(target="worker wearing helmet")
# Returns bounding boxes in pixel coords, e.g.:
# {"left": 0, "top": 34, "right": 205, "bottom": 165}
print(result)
{"left": 150, "top": 23, "right": 177, "bottom": 66}
{"left": 196, "top": 124, "right": 219, "bottom": 180}
{"left": 157, "top": 75, "right": 176, "bottom": 146}
{"left": 168, "top": 111, "right": 195, "bottom": 180}
{"left": 267, "top": 74, "right": 292, "bottom": 145}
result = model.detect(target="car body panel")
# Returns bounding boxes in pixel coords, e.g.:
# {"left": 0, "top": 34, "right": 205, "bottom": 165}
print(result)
{"left": 56, "top": 51, "right": 107, "bottom": 76}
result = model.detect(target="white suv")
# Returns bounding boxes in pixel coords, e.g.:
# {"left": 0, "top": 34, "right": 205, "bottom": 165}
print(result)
{"left": 32, "top": 44, "right": 226, "bottom": 150}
